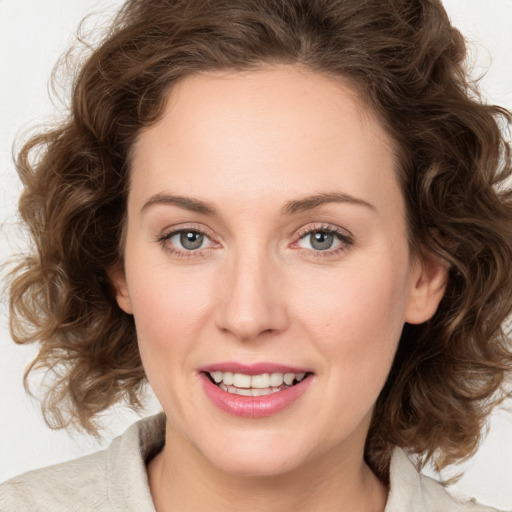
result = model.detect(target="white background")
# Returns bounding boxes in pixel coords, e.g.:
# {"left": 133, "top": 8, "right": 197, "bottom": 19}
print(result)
{"left": 1, "top": 1, "right": 511, "bottom": 509}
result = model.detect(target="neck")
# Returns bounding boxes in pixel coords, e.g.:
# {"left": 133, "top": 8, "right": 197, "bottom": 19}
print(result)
{"left": 147, "top": 426, "right": 388, "bottom": 512}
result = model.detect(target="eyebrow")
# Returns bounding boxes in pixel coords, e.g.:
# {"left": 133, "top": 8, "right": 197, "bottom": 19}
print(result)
{"left": 281, "top": 192, "right": 377, "bottom": 215}
{"left": 141, "top": 191, "right": 376, "bottom": 216}
{"left": 141, "top": 194, "right": 218, "bottom": 216}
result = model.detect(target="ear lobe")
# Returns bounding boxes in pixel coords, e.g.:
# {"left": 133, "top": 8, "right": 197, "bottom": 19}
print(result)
{"left": 405, "top": 251, "right": 449, "bottom": 325}
{"left": 109, "top": 265, "right": 133, "bottom": 315}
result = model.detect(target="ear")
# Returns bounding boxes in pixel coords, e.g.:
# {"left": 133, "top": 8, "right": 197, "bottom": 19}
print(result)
{"left": 109, "top": 264, "right": 133, "bottom": 315}
{"left": 404, "top": 250, "right": 449, "bottom": 325}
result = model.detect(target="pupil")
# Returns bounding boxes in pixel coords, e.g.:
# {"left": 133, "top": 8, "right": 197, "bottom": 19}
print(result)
{"left": 311, "top": 231, "right": 334, "bottom": 250}
{"left": 180, "top": 231, "right": 203, "bottom": 250}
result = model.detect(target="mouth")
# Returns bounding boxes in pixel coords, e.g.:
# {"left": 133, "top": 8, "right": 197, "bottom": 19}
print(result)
{"left": 205, "top": 370, "right": 310, "bottom": 396}
{"left": 199, "top": 365, "right": 314, "bottom": 418}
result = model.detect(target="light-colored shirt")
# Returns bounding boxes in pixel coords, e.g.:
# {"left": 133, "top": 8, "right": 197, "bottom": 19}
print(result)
{"left": 0, "top": 413, "right": 501, "bottom": 511}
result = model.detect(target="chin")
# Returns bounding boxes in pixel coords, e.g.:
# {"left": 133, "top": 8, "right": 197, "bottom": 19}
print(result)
{"left": 211, "top": 450, "right": 304, "bottom": 478}
{"left": 198, "top": 432, "right": 311, "bottom": 478}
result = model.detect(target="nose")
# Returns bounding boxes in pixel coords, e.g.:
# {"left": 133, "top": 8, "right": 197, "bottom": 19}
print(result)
{"left": 214, "top": 251, "right": 289, "bottom": 342}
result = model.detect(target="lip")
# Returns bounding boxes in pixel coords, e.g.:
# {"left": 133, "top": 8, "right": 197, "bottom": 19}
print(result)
{"left": 199, "top": 362, "right": 311, "bottom": 375}
{"left": 199, "top": 365, "right": 313, "bottom": 418}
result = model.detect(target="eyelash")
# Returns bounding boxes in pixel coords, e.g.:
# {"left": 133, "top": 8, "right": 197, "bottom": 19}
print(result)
{"left": 157, "top": 223, "right": 354, "bottom": 259}
{"left": 157, "top": 225, "right": 216, "bottom": 259}
{"left": 294, "top": 223, "right": 354, "bottom": 257}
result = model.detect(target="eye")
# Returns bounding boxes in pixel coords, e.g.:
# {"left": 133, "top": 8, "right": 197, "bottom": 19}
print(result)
{"left": 158, "top": 227, "right": 215, "bottom": 255}
{"left": 301, "top": 231, "right": 337, "bottom": 251}
{"left": 171, "top": 230, "right": 208, "bottom": 250}
{"left": 294, "top": 225, "right": 353, "bottom": 254}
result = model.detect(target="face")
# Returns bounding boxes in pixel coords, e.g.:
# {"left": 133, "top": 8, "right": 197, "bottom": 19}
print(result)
{"left": 114, "top": 65, "right": 446, "bottom": 478}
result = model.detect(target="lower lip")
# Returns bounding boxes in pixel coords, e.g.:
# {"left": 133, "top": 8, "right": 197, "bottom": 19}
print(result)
{"left": 200, "top": 373, "right": 313, "bottom": 418}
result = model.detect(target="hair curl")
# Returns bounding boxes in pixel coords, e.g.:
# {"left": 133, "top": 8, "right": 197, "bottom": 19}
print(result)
{"left": 9, "top": 0, "right": 512, "bottom": 482}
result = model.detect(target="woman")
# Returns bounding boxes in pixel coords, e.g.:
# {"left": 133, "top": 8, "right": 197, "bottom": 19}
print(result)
{"left": 1, "top": 0, "right": 511, "bottom": 510}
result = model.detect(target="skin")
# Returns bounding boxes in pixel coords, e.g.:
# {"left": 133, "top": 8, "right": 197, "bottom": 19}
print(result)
{"left": 113, "top": 65, "right": 447, "bottom": 512}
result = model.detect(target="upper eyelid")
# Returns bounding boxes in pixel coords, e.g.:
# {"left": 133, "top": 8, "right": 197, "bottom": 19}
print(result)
{"left": 160, "top": 223, "right": 215, "bottom": 239}
{"left": 157, "top": 227, "right": 217, "bottom": 257}
{"left": 156, "top": 222, "right": 353, "bottom": 246}
{"left": 295, "top": 223, "right": 353, "bottom": 239}
{"left": 156, "top": 226, "right": 218, "bottom": 255}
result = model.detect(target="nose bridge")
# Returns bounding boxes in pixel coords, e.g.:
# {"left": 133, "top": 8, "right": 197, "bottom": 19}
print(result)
{"left": 215, "top": 242, "right": 288, "bottom": 341}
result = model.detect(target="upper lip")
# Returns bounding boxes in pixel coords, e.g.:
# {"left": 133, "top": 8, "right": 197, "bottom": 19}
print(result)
{"left": 199, "top": 362, "right": 312, "bottom": 375}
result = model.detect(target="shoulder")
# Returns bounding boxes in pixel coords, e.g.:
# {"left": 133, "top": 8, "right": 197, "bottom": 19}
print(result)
{"left": 0, "top": 448, "right": 109, "bottom": 511}
{"left": 0, "top": 413, "right": 165, "bottom": 512}
{"left": 386, "top": 448, "right": 503, "bottom": 512}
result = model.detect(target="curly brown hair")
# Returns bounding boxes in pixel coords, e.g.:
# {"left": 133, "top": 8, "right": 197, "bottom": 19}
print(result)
{"left": 9, "top": 0, "right": 512, "bottom": 482}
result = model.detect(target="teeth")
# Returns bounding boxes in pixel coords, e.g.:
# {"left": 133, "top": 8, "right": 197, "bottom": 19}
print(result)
{"left": 251, "top": 373, "right": 270, "bottom": 388}
{"left": 283, "top": 373, "right": 295, "bottom": 385}
{"left": 233, "top": 373, "right": 251, "bottom": 388}
{"left": 269, "top": 373, "right": 284, "bottom": 387}
{"left": 219, "top": 383, "right": 282, "bottom": 396}
{"left": 209, "top": 371, "right": 308, "bottom": 392}
{"left": 223, "top": 372, "right": 234, "bottom": 385}
{"left": 251, "top": 387, "right": 272, "bottom": 396}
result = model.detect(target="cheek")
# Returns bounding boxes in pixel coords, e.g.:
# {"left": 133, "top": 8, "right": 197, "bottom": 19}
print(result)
{"left": 293, "top": 255, "right": 410, "bottom": 383}
{"left": 123, "top": 257, "right": 216, "bottom": 388}
{"left": 126, "top": 266, "right": 218, "bottom": 419}
{"left": 130, "top": 268, "right": 213, "bottom": 341}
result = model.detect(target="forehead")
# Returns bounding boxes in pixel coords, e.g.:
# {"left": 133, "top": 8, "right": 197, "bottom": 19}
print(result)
{"left": 129, "top": 65, "right": 401, "bottom": 218}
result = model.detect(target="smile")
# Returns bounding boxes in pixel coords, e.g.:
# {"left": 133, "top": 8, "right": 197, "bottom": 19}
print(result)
{"left": 200, "top": 365, "right": 313, "bottom": 418}
{"left": 208, "top": 371, "right": 307, "bottom": 396}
